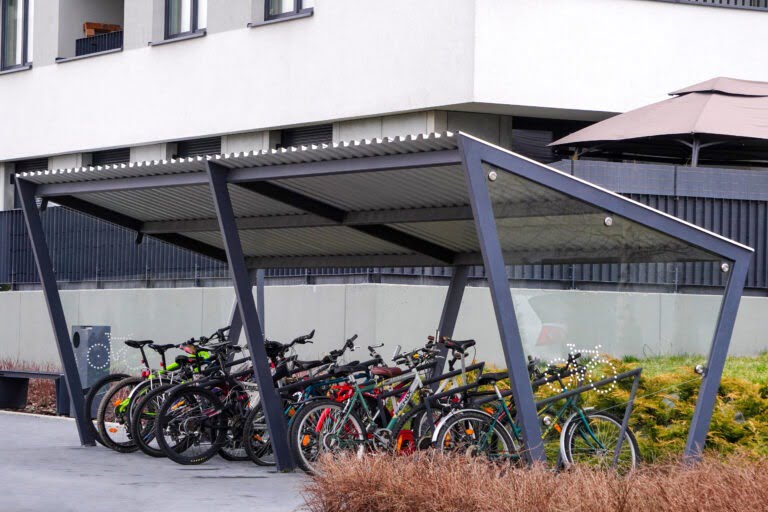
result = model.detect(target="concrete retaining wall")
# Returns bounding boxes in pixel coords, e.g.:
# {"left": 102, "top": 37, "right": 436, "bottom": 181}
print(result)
{"left": 1, "top": 284, "right": 766, "bottom": 368}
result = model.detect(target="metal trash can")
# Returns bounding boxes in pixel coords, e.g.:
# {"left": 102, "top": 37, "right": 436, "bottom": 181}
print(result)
{"left": 71, "top": 325, "right": 112, "bottom": 417}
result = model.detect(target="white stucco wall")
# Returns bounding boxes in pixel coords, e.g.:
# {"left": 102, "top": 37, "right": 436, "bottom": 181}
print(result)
{"left": 1, "top": 284, "right": 765, "bottom": 370}
{"left": 4, "top": 0, "right": 765, "bottom": 161}
{"left": 473, "top": 0, "right": 768, "bottom": 115}
{"left": 0, "top": 0, "right": 476, "bottom": 160}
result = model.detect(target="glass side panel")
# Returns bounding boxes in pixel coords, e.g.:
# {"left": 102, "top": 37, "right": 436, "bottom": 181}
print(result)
{"left": 485, "top": 163, "right": 729, "bottom": 463}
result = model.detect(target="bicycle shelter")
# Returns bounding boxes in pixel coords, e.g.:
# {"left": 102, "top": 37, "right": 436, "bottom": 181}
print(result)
{"left": 15, "top": 132, "right": 752, "bottom": 470}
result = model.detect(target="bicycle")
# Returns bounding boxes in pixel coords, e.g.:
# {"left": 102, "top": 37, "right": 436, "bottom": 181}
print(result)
{"left": 432, "top": 352, "right": 640, "bottom": 472}
{"left": 154, "top": 340, "right": 259, "bottom": 465}
{"left": 288, "top": 337, "right": 483, "bottom": 473}
{"left": 95, "top": 330, "right": 222, "bottom": 452}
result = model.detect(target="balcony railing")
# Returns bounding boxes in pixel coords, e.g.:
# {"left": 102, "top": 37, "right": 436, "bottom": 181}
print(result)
{"left": 75, "top": 31, "right": 123, "bottom": 57}
{"left": 653, "top": 0, "right": 768, "bottom": 10}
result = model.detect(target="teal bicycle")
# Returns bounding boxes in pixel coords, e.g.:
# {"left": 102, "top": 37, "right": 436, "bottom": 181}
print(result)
{"left": 432, "top": 352, "right": 640, "bottom": 472}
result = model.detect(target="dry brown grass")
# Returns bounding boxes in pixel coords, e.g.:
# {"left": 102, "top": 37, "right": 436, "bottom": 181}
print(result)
{"left": 0, "top": 358, "right": 61, "bottom": 415}
{"left": 303, "top": 453, "right": 768, "bottom": 512}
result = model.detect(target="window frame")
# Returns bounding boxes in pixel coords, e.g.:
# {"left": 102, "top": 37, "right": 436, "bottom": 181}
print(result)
{"left": 265, "top": 0, "right": 309, "bottom": 21}
{"left": 164, "top": 0, "right": 199, "bottom": 40}
{"left": 0, "top": 0, "right": 29, "bottom": 72}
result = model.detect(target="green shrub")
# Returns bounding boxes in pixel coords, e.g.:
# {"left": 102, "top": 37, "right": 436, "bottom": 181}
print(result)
{"left": 480, "top": 354, "right": 768, "bottom": 462}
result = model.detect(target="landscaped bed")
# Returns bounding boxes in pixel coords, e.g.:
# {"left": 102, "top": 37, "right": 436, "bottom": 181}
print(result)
{"left": 304, "top": 453, "right": 768, "bottom": 512}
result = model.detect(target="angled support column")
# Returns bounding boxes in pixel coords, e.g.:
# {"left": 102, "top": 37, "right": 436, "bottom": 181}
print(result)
{"left": 228, "top": 302, "right": 242, "bottom": 345}
{"left": 225, "top": 270, "right": 264, "bottom": 346}
{"left": 256, "top": 268, "right": 266, "bottom": 336}
{"left": 684, "top": 256, "right": 749, "bottom": 461}
{"left": 206, "top": 161, "right": 294, "bottom": 471}
{"left": 15, "top": 178, "right": 94, "bottom": 446}
{"left": 431, "top": 265, "right": 469, "bottom": 381}
{"left": 458, "top": 136, "right": 545, "bottom": 463}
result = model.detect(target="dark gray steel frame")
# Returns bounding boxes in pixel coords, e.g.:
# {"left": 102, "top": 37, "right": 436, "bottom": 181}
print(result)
{"left": 17, "top": 133, "right": 751, "bottom": 465}
{"left": 14, "top": 178, "right": 94, "bottom": 445}
{"left": 457, "top": 134, "right": 752, "bottom": 461}
{"left": 206, "top": 161, "right": 294, "bottom": 470}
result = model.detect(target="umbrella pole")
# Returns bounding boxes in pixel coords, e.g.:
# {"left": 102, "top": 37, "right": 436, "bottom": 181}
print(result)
{"left": 691, "top": 136, "right": 700, "bottom": 167}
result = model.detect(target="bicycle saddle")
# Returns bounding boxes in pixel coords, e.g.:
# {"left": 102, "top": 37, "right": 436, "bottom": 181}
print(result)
{"left": 295, "top": 360, "right": 324, "bottom": 372}
{"left": 174, "top": 354, "right": 193, "bottom": 365}
{"left": 265, "top": 341, "right": 286, "bottom": 357}
{"left": 149, "top": 343, "right": 176, "bottom": 353}
{"left": 125, "top": 340, "right": 153, "bottom": 349}
{"left": 477, "top": 371, "right": 508, "bottom": 386}
{"left": 371, "top": 366, "right": 404, "bottom": 379}
{"left": 331, "top": 361, "right": 364, "bottom": 376}
{"left": 443, "top": 338, "right": 476, "bottom": 353}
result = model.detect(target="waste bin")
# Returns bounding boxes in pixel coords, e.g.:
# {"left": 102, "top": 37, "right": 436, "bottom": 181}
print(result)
{"left": 71, "top": 325, "right": 112, "bottom": 417}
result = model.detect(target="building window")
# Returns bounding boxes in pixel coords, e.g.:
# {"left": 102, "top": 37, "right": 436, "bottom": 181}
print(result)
{"left": 266, "top": 0, "right": 308, "bottom": 20}
{"left": 91, "top": 147, "right": 130, "bottom": 166}
{"left": 174, "top": 137, "right": 221, "bottom": 158}
{"left": 165, "top": 0, "right": 198, "bottom": 39}
{"left": 279, "top": 124, "right": 332, "bottom": 148}
{"left": 1, "top": 0, "right": 29, "bottom": 71}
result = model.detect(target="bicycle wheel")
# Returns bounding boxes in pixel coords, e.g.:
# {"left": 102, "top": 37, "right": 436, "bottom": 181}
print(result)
{"left": 156, "top": 386, "right": 226, "bottom": 465}
{"left": 243, "top": 402, "right": 276, "bottom": 466}
{"left": 218, "top": 409, "right": 250, "bottom": 461}
{"left": 83, "top": 373, "right": 129, "bottom": 447}
{"left": 289, "top": 398, "right": 365, "bottom": 474}
{"left": 434, "top": 410, "right": 519, "bottom": 462}
{"left": 390, "top": 405, "right": 442, "bottom": 453}
{"left": 563, "top": 411, "right": 639, "bottom": 472}
{"left": 96, "top": 376, "right": 143, "bottom": 453}
{"left": 129, "top": 383, "right": 177, "bottom": 458}
{"left": 126, "top": 378, "right": 168, "bottom": 427}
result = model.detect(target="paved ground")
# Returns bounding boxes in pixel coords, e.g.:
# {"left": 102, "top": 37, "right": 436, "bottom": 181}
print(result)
{"left": 0, "top": 411, "right": 308, "bottom": 512}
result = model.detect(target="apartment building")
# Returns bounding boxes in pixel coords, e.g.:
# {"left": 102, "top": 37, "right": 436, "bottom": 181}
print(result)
{"left": 0, "top": 0, "right": 766, "bottom": 288}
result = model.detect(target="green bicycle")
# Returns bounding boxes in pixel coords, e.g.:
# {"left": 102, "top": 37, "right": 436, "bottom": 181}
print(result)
{"left": 432, "top": 353, "right": 640, "bottom": 472}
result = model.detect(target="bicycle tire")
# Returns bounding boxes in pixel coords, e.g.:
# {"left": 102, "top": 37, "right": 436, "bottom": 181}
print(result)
{"left": 96, "top": 376, "right": 143, "bottom": 453}
{"left": 125, "top": 377, "right": 169, "bottom": 426}
{"left": 562, "top": 411, "right": 640, "bottom": 472}
{"left": 83, "top": 373, "right": 129, "bottom": 447}
{"left": 155, "top": 385, "right": 226, "bottom": 465}
{"left": 129, "top": 383, "right": 178, "bottom": 458}
{"left": 390, "top": 405, "right": 442, "bottom": 453}
{"left": 289, "top": 398, "right": 365, "bottom": 474}
{"left": 243, "top": 402, "right": 276, "bottom": 466}
{"left": 433, "top": 409, "right": 519, "bottom": 461}
{"left": 218, "top": 409, "right": 250, "bottom": 461}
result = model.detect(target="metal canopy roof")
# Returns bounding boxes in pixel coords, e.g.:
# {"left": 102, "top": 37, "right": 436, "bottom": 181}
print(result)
{"left": 18, "top": 132, "right": 749, "bottom": 269}
{"left": 13, "top": 131, "right": 755, "bottom": 466}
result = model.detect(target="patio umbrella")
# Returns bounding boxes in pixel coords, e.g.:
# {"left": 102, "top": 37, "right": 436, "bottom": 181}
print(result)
{"left": 551, "top": 77, "right": 768, "bottom": 167}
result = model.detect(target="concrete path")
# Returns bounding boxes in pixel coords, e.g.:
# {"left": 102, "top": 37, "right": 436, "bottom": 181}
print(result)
{"left": 0, "top": 411, "right": 308, "bottom": 512}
